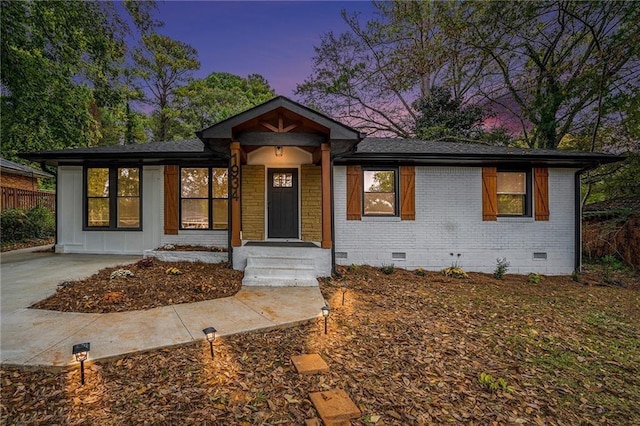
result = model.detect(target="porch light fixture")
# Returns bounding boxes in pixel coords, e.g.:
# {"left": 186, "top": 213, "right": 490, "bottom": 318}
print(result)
{"left": 321, "top": 305, "right": 331, "bottom": 334}
{"left": 274, "top": 145, "right": 283, "bottom": 157}
{"left": 203, "top": 327, "right": 217, "bottom": 359}
{"left": 72, "top": 342, "right": 90, "bottom": 385}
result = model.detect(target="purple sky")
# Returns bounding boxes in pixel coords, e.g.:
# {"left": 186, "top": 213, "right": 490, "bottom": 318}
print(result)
{"left": 154, "top": 1, "right": 377, "bottom": 98}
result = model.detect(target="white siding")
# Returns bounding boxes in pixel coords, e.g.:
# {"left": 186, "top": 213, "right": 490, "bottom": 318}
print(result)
{"left": 333, "top": 166, "right": 577, "bottom": 275}
{"left": 56, "top": 165, "right": 163, "bottom": 254}
{"left": 56, "top": 165, "right": 229, "bottom": 254}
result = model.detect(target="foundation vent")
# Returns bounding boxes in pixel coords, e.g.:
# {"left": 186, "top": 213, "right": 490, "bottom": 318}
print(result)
{"left": 392, "top": 252, "right": 406, "bottom": 260}
{"left": 533, "top": 252, "right": 548, "bottom": 260}
{"left": 335, "top": 252, "right": 348, "bottom": 259}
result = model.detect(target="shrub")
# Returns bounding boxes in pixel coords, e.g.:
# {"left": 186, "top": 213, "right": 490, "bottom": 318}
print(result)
{"left": 414, "top": 268, "right": 427, "bottom": 277}
{"left": 528, "top": 273, "right": 544, "bottom": 284}
{"left": 442, "top": 266, "right": 468, "bottom": 279}
{"left": 136, "top": 258, "right": 153, "bottom": 268}
{"left": 347, "top": 264, "right": 360, "bottom": 273}
{"left": 165, "top": 267, "right": 182, "bottom": 275}
{"left": 26, "top": 206, "right": 55, "bottom": 238}
{"left": 0, "top": 207, "right": 55, "bottom": 242}
{"left": 494, "top": 257, "right": 510, "bottom": 279}
{"left": 110, "top": 269, "right": 134, "bottom": 280}
{"left": 380, "top": 264, "right": 395, "bottom": 275}
{"left": 478, "top": 373, "right": 513, "bottom": 393}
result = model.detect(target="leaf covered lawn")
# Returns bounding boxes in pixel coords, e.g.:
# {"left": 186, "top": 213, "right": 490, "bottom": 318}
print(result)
{"left": 2, "top": 266, "right": 639, "bottom": 425}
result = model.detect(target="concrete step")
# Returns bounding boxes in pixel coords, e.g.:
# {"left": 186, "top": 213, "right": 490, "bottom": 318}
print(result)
{"left": 244, "top": 266, "right": 315, "bottom": 279}
{"left": 246, "top": 256, "right": 315, "bottom": 268}
{"left": 242, "top": 255, "right": 318, "bottom": 287}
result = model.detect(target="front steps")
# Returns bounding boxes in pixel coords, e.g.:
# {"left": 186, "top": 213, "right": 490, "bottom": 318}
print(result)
{"left": 243, "top": 255, "right": 318, "bottom": 287}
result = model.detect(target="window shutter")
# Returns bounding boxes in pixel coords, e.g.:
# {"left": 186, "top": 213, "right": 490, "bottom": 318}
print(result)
{"left": 482, "top": 167, "right": 498, "bottom": 221}
{"left": 164, "top": 165, "right": 179, "bottom": 235}
{"left": 400, "top": 166, "right": 415, "bottom": 220}
{"left": 346, "top": 165, "right": 362, "bottom": 220}
{"left": 534, "top": 167, "right": 550, "bottom": 221}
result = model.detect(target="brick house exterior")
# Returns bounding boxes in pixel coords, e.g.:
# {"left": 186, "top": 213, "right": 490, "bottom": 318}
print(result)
{"left": 23, "top": 97, "right": 622, "bottom": 275}
{"left": 1, "top": 158, "right": 54, "bottom": 211}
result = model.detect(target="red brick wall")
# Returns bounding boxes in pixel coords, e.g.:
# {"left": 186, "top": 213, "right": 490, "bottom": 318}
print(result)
{"left": 0, "top": 173, "right": 38, "bottom": 191}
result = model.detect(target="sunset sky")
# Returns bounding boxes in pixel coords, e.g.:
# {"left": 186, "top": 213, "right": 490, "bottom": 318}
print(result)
{"left": 154, "top": 1, "right": 377, "bottom": 97}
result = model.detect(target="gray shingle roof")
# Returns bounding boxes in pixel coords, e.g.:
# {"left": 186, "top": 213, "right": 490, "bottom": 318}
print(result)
{"left": 0, "top": 158, "right": 53, "bottom": 178}
{"left": 355, "top": 138, "right": 618, "bottom": 158}
{"left": 30, "top": 139, "right": 205, "bottom": 155}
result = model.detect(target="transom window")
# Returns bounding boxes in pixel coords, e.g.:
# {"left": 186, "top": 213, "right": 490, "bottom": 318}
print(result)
{"left": 497, "top": 170, "right": 531, "bottom": 216}
{"left": 86, "top": 167, "right": 141, "bottom": 230}
{"left": 363, "top": 169, "right": 397, "bottom": 216}
{"left": 180, "top": 167, "right": 228, "bottom": 229}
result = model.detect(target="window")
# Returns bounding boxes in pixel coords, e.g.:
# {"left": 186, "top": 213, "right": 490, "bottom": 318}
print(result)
{"left": 180, "top": 167, "right": 228, "bottom": 229}
{"left": 497, "top": 170, "right": 531, "bottom": 216}
{"left": 85, "top": 167, "right": 141, "bottom": 230}
{"left": 363, "top": 169, "right": 397, "bottom": 216}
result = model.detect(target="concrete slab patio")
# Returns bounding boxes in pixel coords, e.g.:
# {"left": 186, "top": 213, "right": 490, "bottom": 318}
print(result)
{"left": 1, "top": 251, "right": 326, "bottom": 367}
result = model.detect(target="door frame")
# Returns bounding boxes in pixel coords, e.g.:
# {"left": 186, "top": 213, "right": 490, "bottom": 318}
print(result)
{"left": 266, "top": 167, "right": 301, "bottom": 240}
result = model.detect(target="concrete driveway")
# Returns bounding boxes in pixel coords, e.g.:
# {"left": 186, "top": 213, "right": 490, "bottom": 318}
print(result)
{"left": 1, "top": 250, "right": 325, "bottom": 367}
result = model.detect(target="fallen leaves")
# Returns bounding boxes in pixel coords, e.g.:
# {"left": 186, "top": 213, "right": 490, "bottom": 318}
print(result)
{"left": 3, "top": 265, "right": 639, "bottom": 425}
{"left": 29, "top": 261, "right": 242, "bottom": 313}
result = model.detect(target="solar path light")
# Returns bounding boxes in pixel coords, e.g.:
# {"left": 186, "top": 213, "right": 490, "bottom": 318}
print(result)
{"left": 72, "top": 342, "right": 90, "bottom": 385}
{"left": 203, "top": 327, "right": 217, "bottom": 359}
{"left": 321, "top": 305, "right": 331, "bottom": 334}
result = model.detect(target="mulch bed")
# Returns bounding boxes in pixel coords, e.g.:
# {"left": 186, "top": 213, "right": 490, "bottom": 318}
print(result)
{"left": 30, "top": 260, "right": 243, "bottom": 313}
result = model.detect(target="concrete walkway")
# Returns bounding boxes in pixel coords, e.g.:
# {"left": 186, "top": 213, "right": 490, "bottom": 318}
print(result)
{"left": 1, "top": 251, "right": 326, "bottom": 367}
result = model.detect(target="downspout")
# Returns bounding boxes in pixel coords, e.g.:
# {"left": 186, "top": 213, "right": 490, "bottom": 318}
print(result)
{"left": 574, "top": 164, "right": 600, "bottom": 272}
{"left": 330, "top": 156, "right": 339, "bottom": 277}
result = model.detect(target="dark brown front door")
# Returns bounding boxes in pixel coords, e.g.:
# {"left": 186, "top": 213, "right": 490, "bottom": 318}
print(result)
{"left": 267, "top": 168, "right": 298, "bottom": 238}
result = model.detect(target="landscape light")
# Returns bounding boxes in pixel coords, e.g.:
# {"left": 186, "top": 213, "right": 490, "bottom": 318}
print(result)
{"left": 202, "top": 327, "right": 217, "bottom": 359}
{"left": 321, "top": 305, "right": 331, "bottom": 334}
{"left": 341, "top": 287, "right": 347, "bottom": 305}
{"left": 72, "top": 342, "right": 90, "bottom": 385}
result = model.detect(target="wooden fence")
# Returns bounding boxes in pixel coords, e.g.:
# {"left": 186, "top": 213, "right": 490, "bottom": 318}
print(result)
{"left": 1, "top": 186, "right": 55, "bottom": 212}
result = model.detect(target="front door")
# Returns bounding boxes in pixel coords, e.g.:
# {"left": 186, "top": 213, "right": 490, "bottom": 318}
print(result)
{"left": 267, "top": 168, "right": 299, "bottom": 238}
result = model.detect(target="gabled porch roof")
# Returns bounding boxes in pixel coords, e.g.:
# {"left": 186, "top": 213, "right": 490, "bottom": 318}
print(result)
{"left": 196, "top": 96, "right": 364, "bottom": 156}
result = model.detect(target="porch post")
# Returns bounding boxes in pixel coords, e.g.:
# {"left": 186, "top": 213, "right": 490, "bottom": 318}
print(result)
{"left": 321, "top": 143, "right": 332, "bottom": 249}
{"left": 230, "top": 141, "right": 242, "bottom": 247}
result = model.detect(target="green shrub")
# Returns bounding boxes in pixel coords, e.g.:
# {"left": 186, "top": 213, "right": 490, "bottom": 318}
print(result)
{"left": 26, "top": 206, "right": 55, "bottom": 238}
{"left": 380, "top": 264, "right": 395, "bottom": 275}
{"left": 414, "top": 268, "right": 427, "bottom": 277}
{"left": 478, "top": 372, "right": 513, "bottom": 393}
{"left": 528, "top": 273, "right": 544, "bottom": 284}
{"left": 494, "top": 257, "right": 510, "bottom": 279}
{"left": 0, "top": 207, "right": 54, "bottom": 242}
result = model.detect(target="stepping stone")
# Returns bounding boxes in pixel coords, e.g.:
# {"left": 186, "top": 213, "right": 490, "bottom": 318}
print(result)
{"left": 309, "top": 389, "right": 361, "bottom": 425}
{"left": 291, "top": 354, "right": 329, "bottom": 375}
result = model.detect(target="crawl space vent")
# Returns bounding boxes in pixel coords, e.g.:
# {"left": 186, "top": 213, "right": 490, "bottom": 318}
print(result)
{"left": 533, "top": 252, "right": 548, "bottom": 260}
{"left": 392, "top": 252, "right": 406, "bottom": 260}
{"left": 335, "top": 252, "right": 348, "bottom": 259}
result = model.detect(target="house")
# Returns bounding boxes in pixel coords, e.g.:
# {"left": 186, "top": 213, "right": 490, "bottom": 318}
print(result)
{"left": 0, "top": 158, "right": 54, "bottom": 211}
{"left": 22, "top": 96, "right": 622, "bottom": 278}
